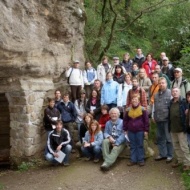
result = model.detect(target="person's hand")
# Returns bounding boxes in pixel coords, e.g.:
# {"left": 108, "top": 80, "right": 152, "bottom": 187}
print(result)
{"left": 185, "top": 109, "right": 188, "bottom": 115}
{"left": 124, "top": 131, "right": 128, "bottom": 135}
{"left": 84, "top": 142, "right": 91, "bottom": 147}
{"left": 109, "top": 136, "right": 115, "bottom": 144}
{"left": 90, "top": 110, "right": 94, "bottom": 115}
{"left": 144, "top": 132, "right": 148, "bottom": 139}
{"left": 152, "top": 118, "right": 155, "bottom": 123}
{"left": 53, "top": 153, "right": 59, "bottom": 158}
{"left": 56, "top": 145, "right": 62, "bottom": 152}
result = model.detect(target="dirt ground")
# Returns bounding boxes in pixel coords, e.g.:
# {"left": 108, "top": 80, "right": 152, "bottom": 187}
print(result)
{"left": 0, "top": 152, "right": 185, "bottom": 190}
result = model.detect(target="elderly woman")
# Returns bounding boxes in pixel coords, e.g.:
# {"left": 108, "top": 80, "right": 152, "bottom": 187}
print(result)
{"left": 100, "top": 107, "right": 126, "bottom": 171}
{"left": 101, "top": 72, "right": 119, "bottom": 110}
{"left": 123, "top": 95, "right": 149, "bottom": 166}
{"left": 81, "top": 120, "right": 103, "bottom": 163}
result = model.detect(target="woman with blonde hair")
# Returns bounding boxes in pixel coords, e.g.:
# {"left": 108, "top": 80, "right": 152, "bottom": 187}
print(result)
{"left": 81, "top": 120, "right": 103, "bottom": 163}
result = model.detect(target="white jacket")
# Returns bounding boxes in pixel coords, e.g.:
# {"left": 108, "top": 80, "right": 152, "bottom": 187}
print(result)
{"left": 65, "top": 67, "right": 84, "bottom": 87}
{"left": 97, "top": 63, "right": 111, "bottom": 84}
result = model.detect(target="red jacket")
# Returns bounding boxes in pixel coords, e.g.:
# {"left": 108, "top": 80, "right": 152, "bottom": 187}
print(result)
{"left": 99, "top": 114, "right": 110, "bottom": 129}
{"left": 142, "top": 59, "right": 157, "bottom": 78}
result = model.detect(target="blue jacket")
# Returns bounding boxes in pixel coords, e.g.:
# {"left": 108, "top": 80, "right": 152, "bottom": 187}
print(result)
{"left": 101, "top": 79, "right": 119, "bottom": 105}
{"left": 83, "top": 131, "right": 103, "bottom": 147}
{"left": 57, "top": 101, "right": 77, "bottom": 123}
{"left": 169, "top": 96, "right": 188, "bottom": 132}
{"left": 104, "top": 118, "right": 126, "bottom": 146}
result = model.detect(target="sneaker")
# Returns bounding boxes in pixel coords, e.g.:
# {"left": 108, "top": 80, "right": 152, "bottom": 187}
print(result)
{"left": 166, "top": 157, "right": 173, "bottom": 163}
{"left": 93, "top": 159, "right": 100, "bottom": 163}
{"left": 127, "top": 162, "right": 136, "bottom": 166}
{"left": 139, "top": 162, "right": 145, "bottom": 167}
{"left": 154, "top": 155, "right": 167, "bottom": 161}
{"left": 84, "top": 157, "right": 91, "bottom": 161}
{"left": 100, "top": 163, "right": 110, "bottom": 171}
{"left": 63, "top": 163, "right": 70, "bottom": 167}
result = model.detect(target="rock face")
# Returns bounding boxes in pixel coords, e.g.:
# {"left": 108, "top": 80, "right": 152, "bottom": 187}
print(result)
{"left": 0, "top": 0, "right": 85, "bottom": 164}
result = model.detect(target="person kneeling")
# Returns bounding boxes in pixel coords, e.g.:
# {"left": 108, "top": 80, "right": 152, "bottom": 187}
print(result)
{"left": 45, "top": 120, "right": 72, "bottom": 166}
{"left": 123, "top": 95, "right": 149, "bottom": 167}
{"left": 81, "top": 120, "right": 103, "bottom": 163}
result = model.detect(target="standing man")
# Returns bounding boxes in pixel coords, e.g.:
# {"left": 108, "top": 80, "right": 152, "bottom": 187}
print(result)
{"left": 171, "top": 68, "right": 190, "bottom": 98}
{"left": 155, "top": 65, "right": 170, "bottom": 88}
{"left": 161, "top": 57, "right": 174, "bottom": 82}
{"left": 54, "top": 89, "right": 62, "bottom": 108}
{"left": 138, "top": 68, "right": 152, "bottom": 101}
{"left": 45, "top": 120, "right": 72, "bottom": 166}
{"left": 65, "top": 60, "right": 84, "bottom": 102}
{"left": 120, "top": 52, "right": 133, "bottom": 73}
{"left": 111, "top": 56, "right": 126, "bottom": 74}
{"left": 100, "top": 108, "right": 126, "bottom": 171}
{"left": 133, "top": 48, "right": 145, "bottom": 68}
{"left": 97, "top": 56, "right": 111, "bottom": 84}
{"left": 169, "top": 88, "right": 190, "bottom": 171}
{"left": 153, "top": 77, "right": 173, "bottom": 163}
{"left": 158, "top": 52, "right": 166, "bottom": 66}
{"left": 126, "top": 77, "right": 147, "bottom": 109}
{"left": 57, "top": 93, "right": 77, "bottom": 152}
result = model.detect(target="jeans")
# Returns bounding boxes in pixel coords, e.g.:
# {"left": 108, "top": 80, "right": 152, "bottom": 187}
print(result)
{"left": 156, "top": 121, "right": 173, "bottom": 158}
{"left": 128, "top": 131, "right": 144, "bottom": 163}
{"left": 106, "top": 103, "right": 117, "bottom": 110}
{"left": 45, "top": 144, "right": 72, "bottom": 164}
{"left": 81, "top": 145, "right": 102, "bottom": 159}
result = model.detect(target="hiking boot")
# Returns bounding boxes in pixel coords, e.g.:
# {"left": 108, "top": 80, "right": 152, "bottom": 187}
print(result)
{"left": 127, "top": 162, "right": 136, "bottom": 166}
{"left": 63, "top": 163, "right": 70, "bottom": 167}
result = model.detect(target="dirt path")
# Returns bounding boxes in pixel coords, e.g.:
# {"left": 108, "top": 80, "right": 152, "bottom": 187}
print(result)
{"left": 0, "top": 155, "right": 185, "bottom": 190}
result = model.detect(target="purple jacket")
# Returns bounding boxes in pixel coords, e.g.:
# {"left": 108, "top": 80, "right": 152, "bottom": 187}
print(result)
{"left": 123, "top": 106, "right": 149, "bottom": 132}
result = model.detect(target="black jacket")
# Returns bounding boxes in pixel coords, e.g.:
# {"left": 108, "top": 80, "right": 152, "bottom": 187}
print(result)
{"left": 43, "top": 106, "right": 60, "bottom": 131}
{"left": 47, "top": 128, "right": 71, "bottom": 154}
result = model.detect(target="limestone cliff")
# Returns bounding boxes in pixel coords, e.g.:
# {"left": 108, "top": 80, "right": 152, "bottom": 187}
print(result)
{"left": 0, "top": 0, "right": 85, "bottom": 163}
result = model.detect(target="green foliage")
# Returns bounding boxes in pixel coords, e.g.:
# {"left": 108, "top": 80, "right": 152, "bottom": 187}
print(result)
{"left": 18, "top": 161, "right": 36, "bottom": 172}
{"left": 182, "top": 172, "right": 190, "bottom": 190}
{"left": 84, "top": 0, "right": 190, "bottom": 69}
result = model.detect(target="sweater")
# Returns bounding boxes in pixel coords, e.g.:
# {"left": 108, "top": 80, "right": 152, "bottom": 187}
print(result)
{"left": 123, "top": 106, "right": 149, "bottom": 132}
{"left": 99, "top": 114, "right": 110, "bottom": 129}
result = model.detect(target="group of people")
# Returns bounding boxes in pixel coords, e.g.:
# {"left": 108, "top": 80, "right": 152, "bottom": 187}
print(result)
{"left": 43, "top": 48, "right": 190, "bottom": 172}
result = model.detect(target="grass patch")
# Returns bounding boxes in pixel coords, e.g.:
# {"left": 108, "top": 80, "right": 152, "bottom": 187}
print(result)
{"left": 182, "top": 172, "right": 190, "bottom": 190}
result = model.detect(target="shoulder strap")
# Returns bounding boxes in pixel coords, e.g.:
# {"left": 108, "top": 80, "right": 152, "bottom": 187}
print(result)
{"left": 67, "top": 68, "right": 73, "bottom": 84}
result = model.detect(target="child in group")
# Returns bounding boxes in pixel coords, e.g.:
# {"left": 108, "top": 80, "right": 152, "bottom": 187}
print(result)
{"left": 98, "top": 105, "right": 110, "bottom": 132}
{"left": 81, "top": 120, "right": 103, "bottom": 163}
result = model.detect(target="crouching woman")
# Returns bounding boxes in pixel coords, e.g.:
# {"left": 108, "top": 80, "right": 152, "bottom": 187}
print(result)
{"left": 45, "top": 120, "right": 72, "bottom": 166}
{"left": 81, "top": 120, "right": 103, "bottom": 163}
{"left": 123, "top": 95, "right": 149, "bottom": 166}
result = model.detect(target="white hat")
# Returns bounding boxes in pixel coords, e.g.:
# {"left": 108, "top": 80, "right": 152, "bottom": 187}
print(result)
{"left": 162, "top": 57, "right": 169, "bottom": 61}
{"left": 174, "top": 68, "right": 182, "bottom": 73}
{"left": 74, "top": 60, "right": 80, "bottom": 63}
{"left": 113, "top": 57, "right": 119, "bottom": 60}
